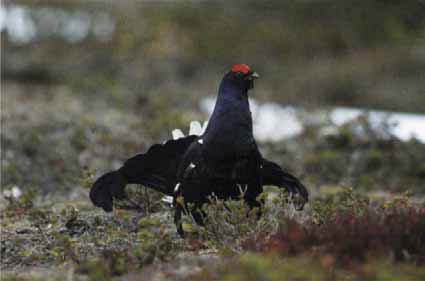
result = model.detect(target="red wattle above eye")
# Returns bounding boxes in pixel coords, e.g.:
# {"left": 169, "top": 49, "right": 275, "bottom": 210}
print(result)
{"left": 231, "top": 64, "right": 251, "bottom": 74}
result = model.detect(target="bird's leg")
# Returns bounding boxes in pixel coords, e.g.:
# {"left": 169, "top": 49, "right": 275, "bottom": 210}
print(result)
{"left": 245, "top": 177, "right": 264, "bottom": 219}
{"left": 174, "top": 204, "right": 185, "bottom": 238}
{"left": 173, "top": 160, "right": 199, "bottom": 237}
{"left": 173, "top": 182, "right": 185, "bottom": 238}
{"left": 190, "top": 205, "right": 205, "bottom": 226}
{"left": 245, "top": 196, "right": 263, "bottom": 218}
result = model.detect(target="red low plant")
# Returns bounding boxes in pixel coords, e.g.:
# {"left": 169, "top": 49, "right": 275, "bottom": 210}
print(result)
{"left": 243, "top": 192, "right": 425, "bottom": 266}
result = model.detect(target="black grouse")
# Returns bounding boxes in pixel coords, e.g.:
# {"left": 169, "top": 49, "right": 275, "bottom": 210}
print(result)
{"left": 90, "top": 64, "right": 309, "bottom": 236}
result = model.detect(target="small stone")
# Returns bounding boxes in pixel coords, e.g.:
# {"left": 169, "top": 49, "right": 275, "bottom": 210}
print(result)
{"left": 16, "top": 227, "right": 33, "bottom": 234}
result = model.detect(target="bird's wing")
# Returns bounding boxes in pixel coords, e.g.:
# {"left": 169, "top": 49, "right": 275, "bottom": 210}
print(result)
{"left": 261, "top": 158, "right": 309, "bottom": 210}
{"left": 90, "top": 135, "right": 197, "bottom": 212}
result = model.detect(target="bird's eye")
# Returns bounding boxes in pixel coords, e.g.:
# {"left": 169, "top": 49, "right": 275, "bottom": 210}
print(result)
{"left": 235, "top": 72, "right": 245, "bottom": 79}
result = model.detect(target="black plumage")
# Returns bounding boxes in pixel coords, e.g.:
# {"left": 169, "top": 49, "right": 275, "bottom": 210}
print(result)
{"left": 90, "top": 64, "right": 308, "bottom": 236}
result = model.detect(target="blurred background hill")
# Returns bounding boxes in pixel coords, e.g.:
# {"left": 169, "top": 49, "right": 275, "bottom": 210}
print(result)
{"left": 2, "top": 0, "right": 425, "bottom": 111}
{"left": 1, "top": 0, "right": 425, "bottom": 196}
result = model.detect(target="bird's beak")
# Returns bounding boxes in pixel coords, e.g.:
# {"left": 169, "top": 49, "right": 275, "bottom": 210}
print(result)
{"left": 246, "top": 72, "right": 260, "bottom": 80}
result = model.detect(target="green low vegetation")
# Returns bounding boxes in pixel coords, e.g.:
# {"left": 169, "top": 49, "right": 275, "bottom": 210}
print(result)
{"left": 2, "top": 184, "right": 424, "bottom": 280}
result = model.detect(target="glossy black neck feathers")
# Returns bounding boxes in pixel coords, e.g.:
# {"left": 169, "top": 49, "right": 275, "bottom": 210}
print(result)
{"left": 203, "top": 73, "right": 254, "bottom": 148}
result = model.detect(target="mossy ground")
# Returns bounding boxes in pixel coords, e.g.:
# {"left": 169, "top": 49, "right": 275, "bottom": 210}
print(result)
{"left": 2, "top": 185, "right": 424, "bottom": 281}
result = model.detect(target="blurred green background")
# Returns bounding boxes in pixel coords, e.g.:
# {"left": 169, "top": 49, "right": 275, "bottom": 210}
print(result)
{"left": 3, "top": 0, "right": 425, "bottom": 111}
{"left": 2, "top": 0, "right": 425, "bottom": 196}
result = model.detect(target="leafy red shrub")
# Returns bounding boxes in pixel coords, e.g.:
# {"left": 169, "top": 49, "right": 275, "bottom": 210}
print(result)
{"left": 243, "top": 192, "right": 425, "bottom": 266}
{"left": 242, "top": 220, "right": 311, "bottom": 255}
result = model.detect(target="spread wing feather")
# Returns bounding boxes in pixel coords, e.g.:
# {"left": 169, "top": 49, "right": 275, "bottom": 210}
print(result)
{"left": 90, "top": 135, "right": 197, "bottom": 212}
{"left": 261, "top": 158, "right": 309, "bottom": 209}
